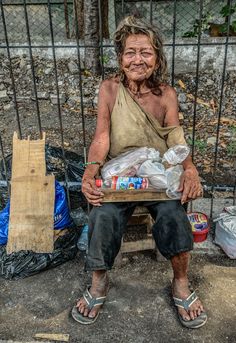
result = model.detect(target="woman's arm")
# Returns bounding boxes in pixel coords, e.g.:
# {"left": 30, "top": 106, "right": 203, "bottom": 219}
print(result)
{"left": 82, "top": 80, "right": 114, "bottom": 206}
{"left": 164, "top": 86, "right": 202, "bottom": 203}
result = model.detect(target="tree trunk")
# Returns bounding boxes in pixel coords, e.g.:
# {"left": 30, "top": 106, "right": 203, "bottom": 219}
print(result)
{"left": 84, "top": 0, "right": 101, "bottom": 74}
{"left": 72, "top": 0, "right": 84, "bottom": 38}
{"left": 102, "top": 0, "right": 109, "bottom": 39}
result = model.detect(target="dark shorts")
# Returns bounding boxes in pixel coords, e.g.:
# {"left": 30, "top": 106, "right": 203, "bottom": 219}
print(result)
{"left": 85, "top": 200, "right": 193, "bottom": 271}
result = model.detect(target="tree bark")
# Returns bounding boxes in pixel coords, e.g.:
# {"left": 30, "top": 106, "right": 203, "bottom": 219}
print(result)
{"left": 72, "top": 0, "right": 84, "bottom": 38}
{"left": 84, "top": 0, "right": 101, "bottom": 74}
{"left": 73, "top": 0, "right": 109, "bottom": 73}
{"left": 102, "top": 0, "right": 109, "bottom": 39}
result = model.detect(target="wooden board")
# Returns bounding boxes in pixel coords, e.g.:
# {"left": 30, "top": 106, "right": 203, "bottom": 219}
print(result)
{"left": 35, "top": 333, "right": 69, "bottom": 342}
{"left": 11, "top": 132, "right": 46, "bottom": 178}
{"left": 121, "top": 238, "right": 155, "bottom": 253}
{"left": 102, "top": 188, "right": 170, "bottom": 202}
{"left": 6, "top": 133, "right": 55, "bottom": 254}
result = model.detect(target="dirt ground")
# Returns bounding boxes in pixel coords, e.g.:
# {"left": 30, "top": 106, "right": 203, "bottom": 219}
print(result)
{"left": 0, "top": 252, "right": 235, "bottom": 343}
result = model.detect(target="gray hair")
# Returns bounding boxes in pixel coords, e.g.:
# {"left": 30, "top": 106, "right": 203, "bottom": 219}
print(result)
{"left": 114, "top": 15, "right": 167, "bottom": 88}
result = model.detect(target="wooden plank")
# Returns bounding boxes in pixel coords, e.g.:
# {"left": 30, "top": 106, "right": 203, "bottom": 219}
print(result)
{"left": 11, "top": 132, "right": 46, "bottom": 179}
{"left": 128, "top": 215, "right": 151, "bottom": 226}
{"left": 102, "top": 189, "right": 170, "bottom": 202}
{"left": 7, "top": 175, "right": 55, "bottom": 254}
{"left": 121, "top": 238, "right": 155, "bottom": 253}
{"left": 6, "top": 132, "right": 55, "bottom": 254}
{"left": 35, "top": 333, "right": 69, "bottom": 342}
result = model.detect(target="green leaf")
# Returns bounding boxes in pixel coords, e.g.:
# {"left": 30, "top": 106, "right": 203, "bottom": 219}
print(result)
{"left": 220, "top": 4, "right": 236, "bottom": 17}
{"left": 219, "top": 23, "right": 228, "bottom": 33}
{"left": 183, "top": 31, "right": 197, "bottom": 38}
{"left": 231, "top": 20, "right": 236, "bottom": 32}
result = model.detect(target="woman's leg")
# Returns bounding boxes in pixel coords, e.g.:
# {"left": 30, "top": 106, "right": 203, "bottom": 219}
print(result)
{"left": 76, "top": 202, "right": 136, "bottom": 319}
{"left": 146, "top": 200, "right": 205, "bottom": 323}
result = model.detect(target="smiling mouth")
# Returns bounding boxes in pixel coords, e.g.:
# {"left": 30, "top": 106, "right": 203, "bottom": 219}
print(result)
{"left": 130, "top": 66, "right": 146, "bottom": 71}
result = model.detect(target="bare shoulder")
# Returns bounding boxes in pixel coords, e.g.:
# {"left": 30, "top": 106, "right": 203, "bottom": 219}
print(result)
{"left": 159, "top": 84, "right": 177, "bottom": 101}
{"left": 99, "top": 76, "right": 119, "bottom": 94}
{"left": 98, "top": 76, "right": 120, "bottom": 112}
{"left": 160, "top": 84, "right": 179, "bottom": 126}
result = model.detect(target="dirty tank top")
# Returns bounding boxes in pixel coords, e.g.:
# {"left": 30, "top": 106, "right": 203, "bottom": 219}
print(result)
{"left": 108, "top": 82, "right": 187, "bottom": 159}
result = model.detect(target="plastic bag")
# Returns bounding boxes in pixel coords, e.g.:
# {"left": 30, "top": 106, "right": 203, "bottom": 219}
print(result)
{"left": 0, "top": 145, "right": 85, "bottom": 182}
{"left": 54, "top": 181, "right": 74, "bottom": 229}
{"left": 0, "top": 185, "right": 8, "bottom": 211}
{"left": 0, "top": 228, "right": 79, "bottom": 279}
{"left": 0, "top": 181, "right": 74, "bottom": 245}
{"left": 101, "top": 146, "right": 186, "bottom": 198}
{"left": 165, "top": 165, "right": 183, "bottom": 199}
{"left": 101, "top": 147, "right": 160, "bottom": 180}
{"left": 70, "top": 206, "right": 88, "bottom": 227}
{"left": 137, "top": 161, "right": 167, "bottom": 189}
{"left": 0, "top": 202, "right": 9, "bottom": 246}
{"left": 162, "top": 145, "right": 190, "bottom": 165}
{"left": 214, "top": 206, "right": 236, "bottom": 259}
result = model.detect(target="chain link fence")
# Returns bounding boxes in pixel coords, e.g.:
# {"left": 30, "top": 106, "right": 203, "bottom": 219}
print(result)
{"left": 1, "top": 0, "right": 236, "bottom": 44}
{"left": 0, "top": 0, "right": 236, "bottom": 215}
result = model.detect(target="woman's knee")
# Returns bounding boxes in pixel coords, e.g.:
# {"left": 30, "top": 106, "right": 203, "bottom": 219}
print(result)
{"left": 89, "top": 204, "right": 120, "bottom": 227}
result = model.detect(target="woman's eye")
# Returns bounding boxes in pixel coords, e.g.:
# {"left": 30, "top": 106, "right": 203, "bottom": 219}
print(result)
{"left": 142, "top": 52, "right": 152, "bottom": 57}
{"left": 125, "top": 52, "right": 135, "bottom": 57}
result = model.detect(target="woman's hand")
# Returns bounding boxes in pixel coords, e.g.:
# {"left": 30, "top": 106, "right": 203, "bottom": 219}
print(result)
{"left": 178, "top": 167, "right": 203, "bottom": 204}
{"left": 82, "top": 174, "right": 104, "bottom": 207}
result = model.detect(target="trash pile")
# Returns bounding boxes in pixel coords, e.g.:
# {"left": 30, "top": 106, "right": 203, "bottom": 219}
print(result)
{"left": 101, "top": 145, "right": 190, "bottom": 199}
{"left": 0, "top": 145, "right": 87, "bottom": 279}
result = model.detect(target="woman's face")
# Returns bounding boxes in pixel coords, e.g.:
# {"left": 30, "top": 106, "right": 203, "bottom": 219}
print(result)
{"left": 121, "top": 34, "right": 157, "bottom": 83}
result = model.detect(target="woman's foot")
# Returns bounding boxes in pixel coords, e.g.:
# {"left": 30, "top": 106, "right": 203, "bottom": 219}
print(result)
{"left": 75, "top": 270, "right": 109, "bottom": 320}
{"left": 172, "top": 277, "right": 205, "bottom": 322}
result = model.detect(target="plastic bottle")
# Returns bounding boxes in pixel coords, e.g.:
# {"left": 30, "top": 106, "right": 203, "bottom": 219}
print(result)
{"left": 77, "top": 224, "right": 89, "bottom": 251}
{"left": 95, "top": 179, "right": 112, "bottom": 188}
{"left": 95, "top": 176, "right": 149, "bottom": 190}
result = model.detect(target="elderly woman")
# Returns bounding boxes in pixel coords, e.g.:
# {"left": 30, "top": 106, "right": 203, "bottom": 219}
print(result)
{"left": 72, "top": 16, "right": 207, "bottom": 329}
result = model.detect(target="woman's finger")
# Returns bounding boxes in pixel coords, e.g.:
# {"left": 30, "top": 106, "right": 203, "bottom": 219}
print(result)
{"left": 187, "top": 185, "right": 198, "bottom": 199}
{"left": 85, "top": 193, "right": 103, "bottom": 201}
{"left": 177, "top": 174, "right": 185, "bottom": 192}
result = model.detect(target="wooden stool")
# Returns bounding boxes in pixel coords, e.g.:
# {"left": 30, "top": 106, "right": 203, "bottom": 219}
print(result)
{"left": 122, "top": 206, "right": 155, "bottom": 253}
{"left": 102, "top": 189, "right": 169, "bottom": 264}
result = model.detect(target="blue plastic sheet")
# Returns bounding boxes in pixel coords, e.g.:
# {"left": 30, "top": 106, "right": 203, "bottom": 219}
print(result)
{"left": 0, "top": 202, "right": 10, "bottom": 246}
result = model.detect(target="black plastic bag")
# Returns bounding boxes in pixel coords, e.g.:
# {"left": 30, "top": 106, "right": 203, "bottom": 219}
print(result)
{"left": 0, "top": 228, "right": 79, "bottom": 280}
{"left": 0, "top": 144, "right": 85, "bottom": 182}
{"left": 0, "top": 186, "right": 8, "bottom": 211}
{"left": 45, "top": 145, "right": 85, "bottom": 182}
{"left": 0, "top": 145, "right": 86, "bottom": 209}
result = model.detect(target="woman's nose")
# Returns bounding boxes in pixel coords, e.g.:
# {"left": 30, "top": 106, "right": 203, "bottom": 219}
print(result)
{"left": 133, "top": 53, "right": 143, "bottom": 63}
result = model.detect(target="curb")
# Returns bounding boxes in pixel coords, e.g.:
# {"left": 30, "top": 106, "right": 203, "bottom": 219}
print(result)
{"left": 193, "top": 232, "right": 224, "bottom": 256}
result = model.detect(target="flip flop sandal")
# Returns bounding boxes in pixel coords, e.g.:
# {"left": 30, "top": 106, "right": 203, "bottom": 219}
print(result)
{"left": 71, "top": 287, "right": 106, "bottom": 325}
{"left": 173, "top": 291, "right": 207, "bottom": 329}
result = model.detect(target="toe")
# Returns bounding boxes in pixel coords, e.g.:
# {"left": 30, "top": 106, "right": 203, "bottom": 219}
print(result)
{"left": 88, "top": 306, "right": 100, "bottom": 319}
{"left": 179, "top": 308, "right": 190, "bottom": 321}
{"left": 189, "top": 310, "right": 195, "bottom": 320}
{"left": 83, "top": 308, "right": 89, "bottom": 317}
{"left": 79, "top": 304, "right": 85, "bottom": 314}
{"left": 88, "top": 310, "right": 96, "bottom": 318}
{"left": 197, "top": 307, "right": 202, "bottom": 316}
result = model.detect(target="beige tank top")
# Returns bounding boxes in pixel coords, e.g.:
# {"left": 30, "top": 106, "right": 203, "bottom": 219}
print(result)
{"left": 108, "top": 83, "right": 187, "bottom": 159}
